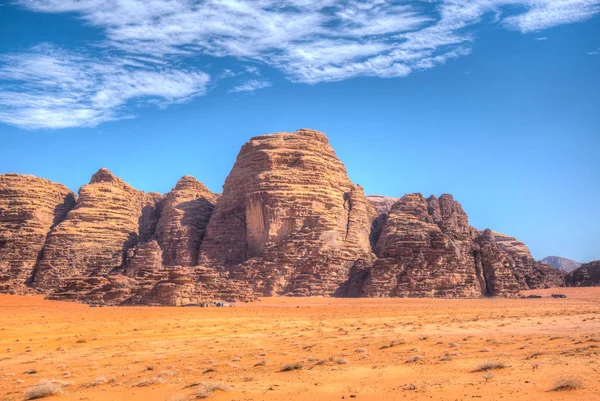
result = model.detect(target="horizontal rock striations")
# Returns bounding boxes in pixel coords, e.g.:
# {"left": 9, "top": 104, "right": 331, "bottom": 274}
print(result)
{"left": 32, "top": 168, "right": 163, "bottom": 290}
{"left": 155, "top": 176, "right": 218, "bottom": 267}
{"left": 0, "top": 174, "right": 76, "bottom": 293}
{"left": 0, "top": 128, "right": 570, "bottom": 303}
{"left": 199, "top": 129, "right": 377, "bottom": 296}
{"left": 356, "top": 195, "right": 566, "bottom": 298}
{"left": 566, "top": 261, "right": 600, "bottom": 287}
{"left": 360, "top": 194, "right": 484, "bottom": 297}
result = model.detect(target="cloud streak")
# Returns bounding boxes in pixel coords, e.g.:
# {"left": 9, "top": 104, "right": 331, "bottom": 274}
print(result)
{"left": 2, "top": 0, "right": 599, "bottom": 129}
{"left": 0, "top": 44, "right": 209, "bottom": 129}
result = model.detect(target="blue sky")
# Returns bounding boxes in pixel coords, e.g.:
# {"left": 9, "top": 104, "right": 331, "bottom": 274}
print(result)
{"left": 0, "top": 0, "right": 599, "bottom": 262}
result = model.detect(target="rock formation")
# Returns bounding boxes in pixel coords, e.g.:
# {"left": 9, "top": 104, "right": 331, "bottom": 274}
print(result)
{"left": 32, "top": 168, "right": 162, "bottom": 290}
{"left": 540, "top": 256, "right": 581, "bottom": 272}
{"left": 0, "top": 174, "right": 76, "bottom": 294}
{"left": 356, "top": 194, "right": 565, "bottom": 298}
{"left": 0, "top": 128, "right": 570, "bottom": 303}
{"left": 155, "top": 176, "right": 218, "bottom": 267}
{"left": 566, "top": 261, "right": 600, "bottom": 287}
{"left": 199, "top": 129, "right": 377, "bottom": 296}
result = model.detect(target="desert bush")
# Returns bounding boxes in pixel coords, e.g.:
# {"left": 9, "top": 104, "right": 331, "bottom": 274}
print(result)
{"left": 195, "top": 382, "right": 230, "bottom": 399}
{"left": 334, "top": 358, "right": 347, "bottom": 365}
{"left": 550, "top": 377, "right": 583, "bottom": 391}
{"left": 482, "top": 372, "right": 495, "bottom": 382}
{"left": 25, "top": 380, "right": 62, "bottom": 400}
{"left": 405, "top": 355, "right": 421, "bottom": 363}
{"left": 472, "top": 360, "right": 505, "bottom": 372}
{"left": 280, "top": 363, "right": 302, "bottom": 372}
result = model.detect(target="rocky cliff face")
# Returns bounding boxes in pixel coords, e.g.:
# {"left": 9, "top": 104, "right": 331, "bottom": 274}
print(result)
{"left": 199, "top": 129, "right": 377, "bottom": 296}
{"left": 356, "top": 195, "right": 565, "bottom": 298}
{"left": 0, "top": 174, "right": 76, "bottom": 293}
{"left": 359, "top": 194, "right": 484, "bottom": 297}
{"left": 566, "top": 261, "right": 600, "bottom": 287}
{"left": 155, "top": 176, "right": 218, "bottom": 267}
{"left": 0, "top": 128, "right": 569, "bottom": 303}
{"left": 32, "top": 168, "right": 162, "bottom": 290}
{"left": 540, "top": 256, "right": 581, "bottom": 272}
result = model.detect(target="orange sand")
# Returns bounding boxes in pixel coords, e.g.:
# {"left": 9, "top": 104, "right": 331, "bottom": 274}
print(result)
{"left": 1, "top": 288, "right": 599, "bottom": 401}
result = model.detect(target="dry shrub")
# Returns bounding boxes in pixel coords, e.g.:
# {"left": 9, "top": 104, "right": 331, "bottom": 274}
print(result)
{"left": 472, "top": 360, "right": 505, "bottom": 372}
{"left": 25, "top": 380, "right": 62, "bottom": 400}
{"left": 196, "top": 382, "right": 230, "bottom": 399}
{"left": 280, "top": 362, "right": 302, "bottom": 372}
{"left": 550, "top": 377, "right": 583, "bottom": 391}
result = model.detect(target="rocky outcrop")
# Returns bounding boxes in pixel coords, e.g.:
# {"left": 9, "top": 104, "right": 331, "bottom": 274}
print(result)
{"left": 566, "top": 261, "right": 600, "bottom": 287}
{"left": 199, "top": 129, "right": 377, "bottom": 296}
{"left": 540, "top": 256, "right": 581, "bottom": 272}
{"left": 155, "top": 176, "right": 218, "bottom": 267}
{"left": 32, "top": 169, "right": 162, "bottom": 290}
{"left": 356, "top": 195, "right": 566, "bottom": 298}
{"left": 0, "top": 128, "right": 570, "bottom": 303}
{"left": 0, "top": 174, "right": 75, "bottom": 293}
{"left": 359, "top": 194, "right": 484, "bottom": 297}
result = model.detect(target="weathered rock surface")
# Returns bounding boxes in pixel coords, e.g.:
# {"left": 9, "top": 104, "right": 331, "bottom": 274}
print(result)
{"left": 0, "top": 174, "right": 75, "bottom": 293}
{"left": 0, "top": 128, "right": 570, "bottom": 303}
{"left": 199, "top": 129, "right": 377, "bottom": 296}
{"left": 155, "top": 176, "right": 218, "bottom": 267}
{"left": 566, "top": 261, "right": 600, "bottom": 287}
{"left": 359, "top": 194, "right": 484, "bottom": 297}
{"left": 32, "top": 169, "right": 162, "bottom": 290}
{"left": 356, "top": 195, "right": 566, "bottom": 298}
{"left": 540, "top": 256, "right": 581, "bottom": 272}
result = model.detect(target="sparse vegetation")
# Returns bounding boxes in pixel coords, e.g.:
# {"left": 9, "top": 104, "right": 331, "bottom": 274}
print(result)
{"left": 25, "top": 380, "right": 62, "bottom": 400}
{"left": 195, "top": 382, "right": 230, "bottom": 398}
{"left": 482, "top": 372, "right": 495, "bottom": 382}
{"left": 334, "top": 357, "right": 347, "bottom": 365}
{"left": 280, "top": 362, "right": 302, "bottom": 372}
{"left": 405, "top": 355, "right": 421, "bottom": 363}
{"left": 550, "top": 377, "right": 583, "bottom": 391}
{"left": 472, "top": 360, "right": 505, "bottom": 372}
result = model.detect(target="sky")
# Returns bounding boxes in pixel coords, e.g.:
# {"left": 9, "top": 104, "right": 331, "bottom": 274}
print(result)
{"left": 0, "top": 0, "right": 599, "bottom": 262}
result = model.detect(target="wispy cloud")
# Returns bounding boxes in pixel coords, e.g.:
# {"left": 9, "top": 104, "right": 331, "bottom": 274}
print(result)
{"left": 588, "top": 47, "right": 600, "bottom": 55}
{"left": 0, "top": 44, "right": 209, "bottom": 129}
{"left": 2, "top": 0, "right": 599, "bottom": 129}
{"left": 229, "top": 80, "right": 272, "bottom": 93}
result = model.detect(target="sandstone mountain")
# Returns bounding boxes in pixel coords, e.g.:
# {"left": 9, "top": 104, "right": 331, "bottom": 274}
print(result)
{"left": 198, "top": 129, "right": 376, "bottom": 296}
{"left": 0, "top": 174, "right": 75, "bottom": 294}
{"left": 566, "top": 261, "right": 600, "bottom": 287}
{"left": 0, "top": 129, "right": 575, "bottom": 304}
{"left": 539, "top": 256, "right": 581, "bottom": 272}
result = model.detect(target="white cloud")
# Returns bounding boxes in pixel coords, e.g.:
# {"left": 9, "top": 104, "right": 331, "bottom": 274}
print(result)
{"left": 229, "top": 80, "right": 272, "bottom": 93}
{"left": 2, "top": 0, "right": 599, "bottom": 129}
{"left": 0, "top": 44, "right": 209, "bottom": 129}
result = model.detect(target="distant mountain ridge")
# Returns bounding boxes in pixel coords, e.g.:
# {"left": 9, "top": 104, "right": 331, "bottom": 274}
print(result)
{"left": 539, "top": 256, "right": 581, "bottom": 272}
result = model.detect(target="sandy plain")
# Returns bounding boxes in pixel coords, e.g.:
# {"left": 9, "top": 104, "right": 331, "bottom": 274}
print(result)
{"left": 1, "top": 288, "right": 599, "bottom": 401}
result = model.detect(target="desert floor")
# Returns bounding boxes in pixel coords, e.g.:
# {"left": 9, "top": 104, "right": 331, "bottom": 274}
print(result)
{"left": 1, "top": 288, "right": 599, "bottom": 401}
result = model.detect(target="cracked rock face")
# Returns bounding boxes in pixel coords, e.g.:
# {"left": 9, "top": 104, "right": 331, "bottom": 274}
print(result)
{"left": 155, "top": 176, "right": 218, "bottom": 267}
{"left": 32, "top": 168, "right": 163, "bottom": 291}
{"left": 357, "top": 194, "right": 566, "bottom": 298}
{"left": 199, "top": 129, "right": 377, "bottom": 296}
{"left": 0, "top": 174, "right": 76, "bottom": 293}
{"left": 0, "top": 129, "right": 571, "bottom": 303}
